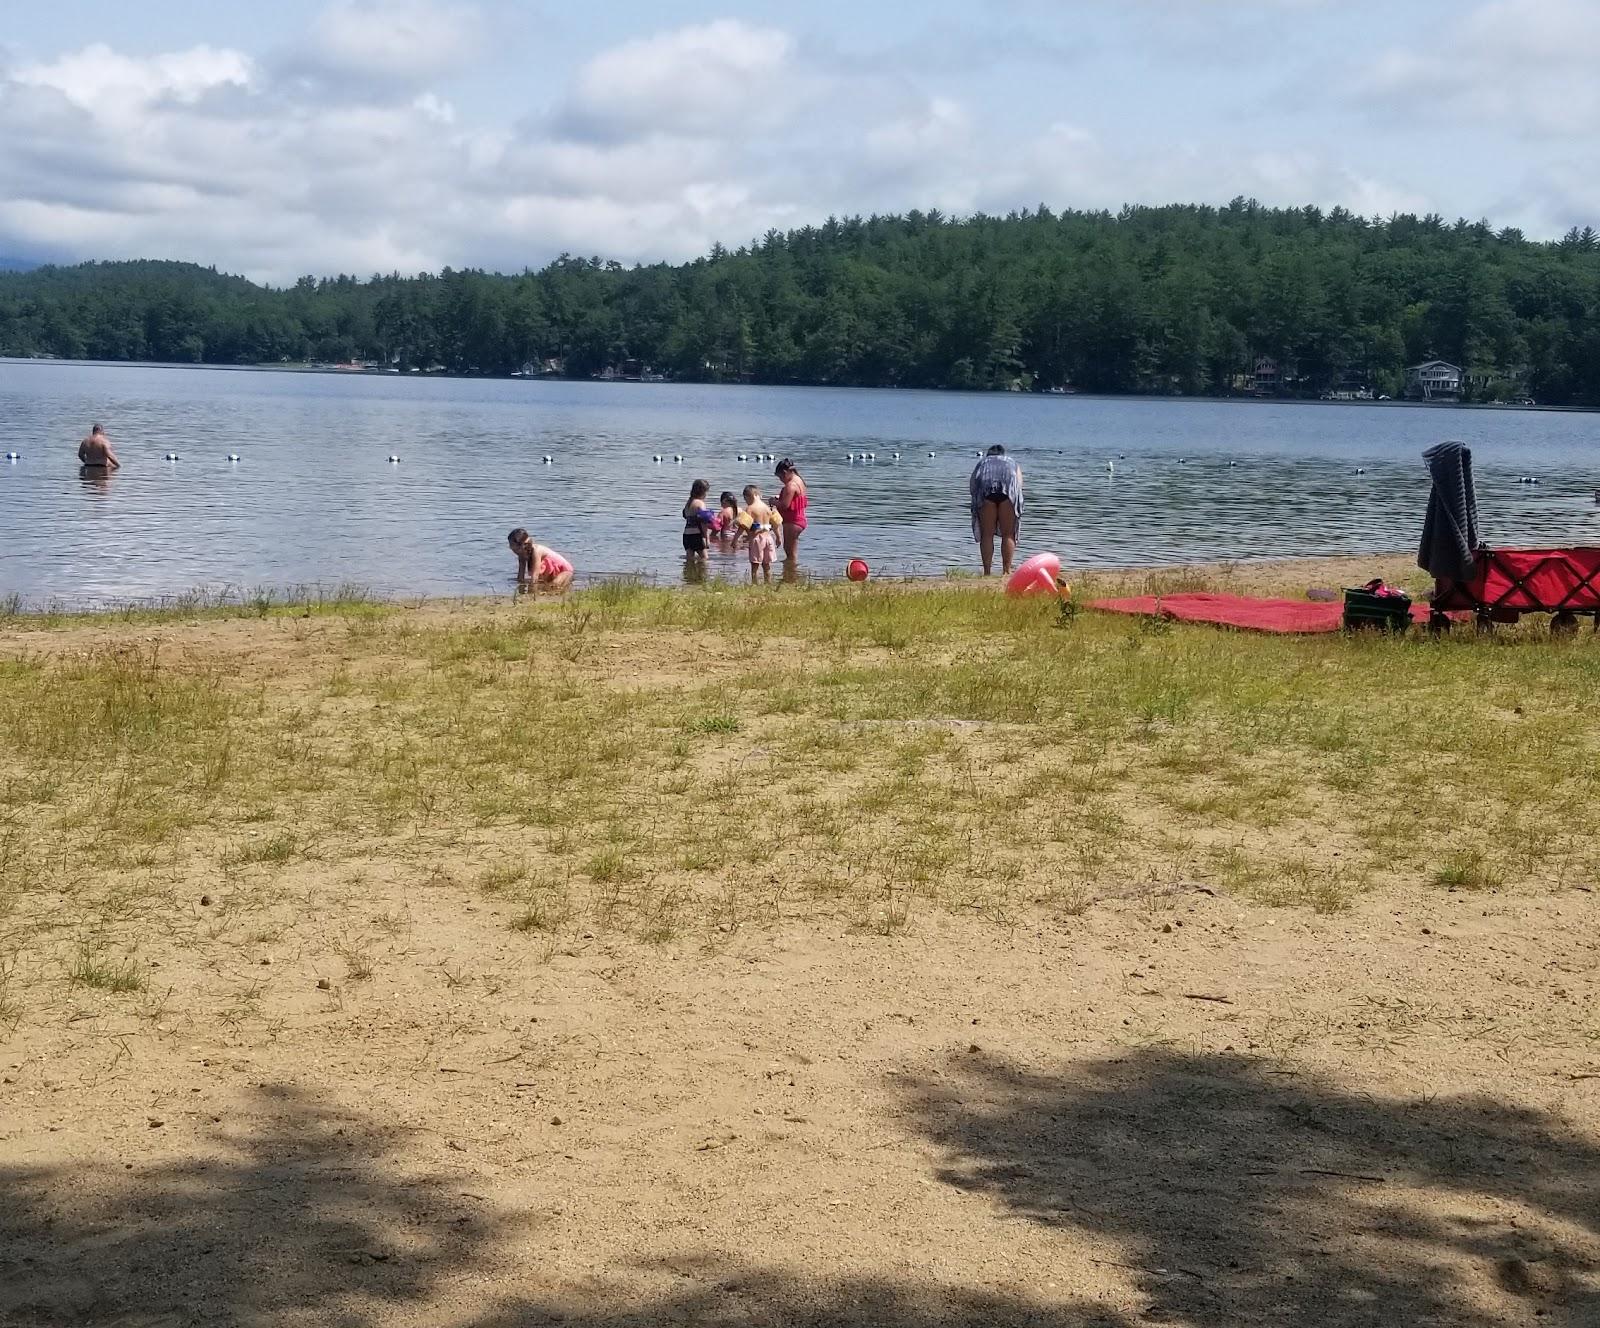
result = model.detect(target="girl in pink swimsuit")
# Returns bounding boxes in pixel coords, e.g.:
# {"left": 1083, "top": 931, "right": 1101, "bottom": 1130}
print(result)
{"left": 774, "top": 459, "right": 808, "bottom": 566}
{"left": 507, "top": 527, "right": 574, "bottom": 591}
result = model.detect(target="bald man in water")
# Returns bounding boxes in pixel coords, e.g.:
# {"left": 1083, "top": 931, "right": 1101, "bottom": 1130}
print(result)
{"left": 78, "top": 423, "right": 120, "bottom": 470}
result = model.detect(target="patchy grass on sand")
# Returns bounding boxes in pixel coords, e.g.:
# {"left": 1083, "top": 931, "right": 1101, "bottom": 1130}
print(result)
{"left": 1, "top": 558, "right": 1596, "bottom": 980}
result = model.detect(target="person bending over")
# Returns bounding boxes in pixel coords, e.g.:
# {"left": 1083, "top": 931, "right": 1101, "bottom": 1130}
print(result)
{"left": 968, "top": 444, "right": 1023, "bottom": 576}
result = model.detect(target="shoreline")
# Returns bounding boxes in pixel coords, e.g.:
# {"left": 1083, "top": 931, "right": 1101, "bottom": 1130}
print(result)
{"left": 0, "top": 551, "right": 1428, "bottom": 621}
{"left": 1, "top": 357, "right": 1591, "bottom": 412}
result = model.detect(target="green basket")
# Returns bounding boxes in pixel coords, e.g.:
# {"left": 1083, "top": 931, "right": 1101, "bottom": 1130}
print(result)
{"left": 1343, "top": 586, "right": 1412, "bottom": 631}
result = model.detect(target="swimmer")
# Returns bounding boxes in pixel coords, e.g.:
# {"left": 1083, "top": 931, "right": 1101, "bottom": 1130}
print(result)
{"left": 78, "top": 423, "right": 120, "bottom": 471}
{"left": 742, "top": 484, "right": 779, "bottom": 584}
{"left": 507, "top": 527, "right": 574, "bottom": 592}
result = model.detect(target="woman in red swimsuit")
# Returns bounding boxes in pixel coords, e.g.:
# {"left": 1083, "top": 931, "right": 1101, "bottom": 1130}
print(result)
{"left": 774, "top": 459, "right": 808, "bottom": 567}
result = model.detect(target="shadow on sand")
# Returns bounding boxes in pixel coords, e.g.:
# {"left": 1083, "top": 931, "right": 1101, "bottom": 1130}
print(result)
{"left": 906, "top": 1049, "right": 1600, "bottom": 1327}
{"left": 3, "top": 1056, "right": 1597, "bottom": 1326}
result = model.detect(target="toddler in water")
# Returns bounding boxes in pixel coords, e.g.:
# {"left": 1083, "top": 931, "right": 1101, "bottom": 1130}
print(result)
{"left": 717, "top": 491, "right": 740, "bottom": 545}
{"left": 507, "top": 528, "right": 574, "bottom": 591}
{"left": 742, "top": 484, "right": 781, "bottom": 583}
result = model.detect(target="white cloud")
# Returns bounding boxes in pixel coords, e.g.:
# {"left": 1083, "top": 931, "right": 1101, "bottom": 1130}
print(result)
{"left": 560, "top": 20, "right": 799, "bottom": 140}
{"left": 298, "top": 0, "right": 486, "bottom": 88}
{"left": 1354, "top": 0, "right": 1600, "bottom": 137}
{"left": 15, "top": 42, "right": 253, "bottom": 114}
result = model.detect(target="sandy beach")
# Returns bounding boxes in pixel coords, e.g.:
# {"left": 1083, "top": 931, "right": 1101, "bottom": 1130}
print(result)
{"left": 2, "top": 557, "right": 1597, "bottom": 1326}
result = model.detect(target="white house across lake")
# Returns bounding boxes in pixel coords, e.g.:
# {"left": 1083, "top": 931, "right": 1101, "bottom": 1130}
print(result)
{"left": 1405, "top": 360, "right": 1464, "bottom": 400}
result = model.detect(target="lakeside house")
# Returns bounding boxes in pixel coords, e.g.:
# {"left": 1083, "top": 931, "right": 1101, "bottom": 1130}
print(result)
{"left": 1405, "top": 360, "right": 1464, "bottom": 400}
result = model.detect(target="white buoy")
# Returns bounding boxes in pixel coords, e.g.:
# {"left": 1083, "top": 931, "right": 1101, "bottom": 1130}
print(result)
{"left": 4, "top": 451, "right": 18, "bottom": 461}
{"left": 867, "top": 451, "right": 876, "bottom": 461}
{"left": 1355, "top": 467, "right": 1367, "bottom": 475}
{"left": 1106, "top": 461, "right": 1114, "bottom": 472}
{"left": 387, "top": 455, "right": 399, "bottom": 463}
{"left": 891, "top": 452, "right": 900, "bottom": 461}
{"left": 737, "top": 453, "right": 747, "bottom": 462}
{"left": 653, "top": 454, "right": 662, "bottom": 463}
{"left": 542, "top": 455, "right": 552, "bottom": 464}
{"left": 1227, "top": 460, "right": 1236, "bottom": 468}
{"left": 165, "top": 453, "right": 180, "bottom": 461}
{"left": 928, "top": 451, "right": 936, "bottom": 458}
{"left": 674, "top": 454, "right": 683, "bottom": 463}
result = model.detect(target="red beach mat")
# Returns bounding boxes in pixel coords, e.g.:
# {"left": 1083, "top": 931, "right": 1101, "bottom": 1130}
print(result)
{"left": 1090, "top": 593, "right": 1433, "bottom": 635}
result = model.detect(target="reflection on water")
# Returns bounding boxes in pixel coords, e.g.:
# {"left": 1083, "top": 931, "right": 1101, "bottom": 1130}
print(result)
{"left": 2, "top": 360, "right": 1599, "bottom": 606}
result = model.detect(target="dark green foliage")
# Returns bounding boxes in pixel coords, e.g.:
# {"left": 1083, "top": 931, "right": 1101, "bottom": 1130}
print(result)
{"left": 4, "top": 199, "right": 1600, "bottom": 402}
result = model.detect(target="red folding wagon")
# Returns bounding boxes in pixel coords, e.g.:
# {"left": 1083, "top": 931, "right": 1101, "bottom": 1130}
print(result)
{"left": 1429, "top": 546, "right": 1600, "bottom": 634}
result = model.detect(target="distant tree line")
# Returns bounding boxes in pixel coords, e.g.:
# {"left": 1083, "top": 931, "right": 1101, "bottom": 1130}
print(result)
{"left": 4, "top": 199, "right": 1600, "bottom": 403}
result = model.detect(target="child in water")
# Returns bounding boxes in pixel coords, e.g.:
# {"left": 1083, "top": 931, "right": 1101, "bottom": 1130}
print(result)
{"left": 717, "top": 490, "right": 740, "bottom": 545}
{"left": 742, "top": 484, "right": 781, "bottom": 583}
{"left": 507, "top": 528, "right": 574, "bottom": 591}
{"left": 682, "top": 479, "right": 714, "bottom": 559}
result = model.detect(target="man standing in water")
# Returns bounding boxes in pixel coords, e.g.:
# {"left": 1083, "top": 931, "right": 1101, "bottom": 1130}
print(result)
{"left": 78, "top": 423, "right": 120, "bottom": 470}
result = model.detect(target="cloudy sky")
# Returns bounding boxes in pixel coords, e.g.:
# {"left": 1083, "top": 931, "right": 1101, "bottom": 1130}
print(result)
{"left": 2, "top": 0, "right": 1596, "bottom": 283}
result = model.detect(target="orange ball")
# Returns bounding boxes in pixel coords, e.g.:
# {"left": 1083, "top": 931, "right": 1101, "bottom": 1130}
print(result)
{"left": 847, "top": 559, "right": 870, "bottom": 582}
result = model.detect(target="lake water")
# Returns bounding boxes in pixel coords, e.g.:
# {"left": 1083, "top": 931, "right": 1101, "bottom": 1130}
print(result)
{"left": 3, "top": 359, "right": 1599, "bottom": 605}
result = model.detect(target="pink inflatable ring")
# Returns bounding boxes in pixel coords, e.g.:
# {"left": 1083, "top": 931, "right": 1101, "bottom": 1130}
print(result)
{"left": 1006, "top": 552, "right": 1062, "bottom": 598}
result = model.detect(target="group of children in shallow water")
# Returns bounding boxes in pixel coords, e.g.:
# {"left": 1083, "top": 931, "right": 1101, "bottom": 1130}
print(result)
{"left": 511, "top": 457, "right": 809, "bottom": 590}
{"left": 682, "top": 480, "right": 779, "bottom": 581}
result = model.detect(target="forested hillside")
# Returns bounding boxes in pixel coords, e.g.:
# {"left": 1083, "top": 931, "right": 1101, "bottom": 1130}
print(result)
{"left": 4, "top": 200, "right": 1600, "bottom": 403}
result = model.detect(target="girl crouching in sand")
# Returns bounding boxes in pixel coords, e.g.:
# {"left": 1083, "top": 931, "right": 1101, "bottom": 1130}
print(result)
{"left": 508, "top": 528, "right": 574, "bottom": 591}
